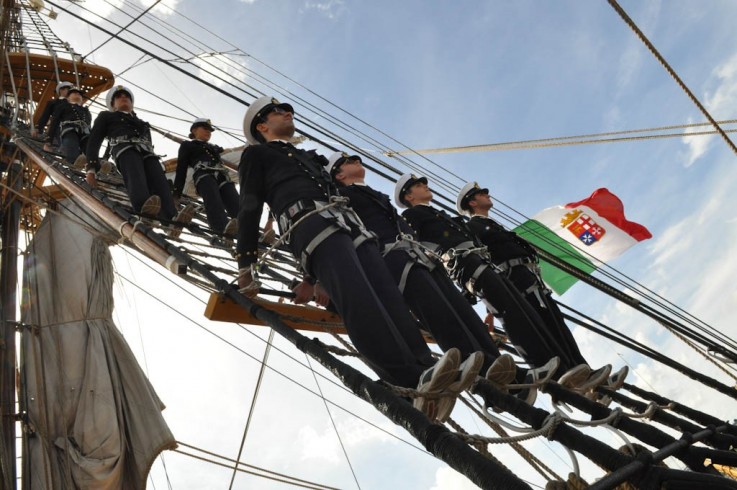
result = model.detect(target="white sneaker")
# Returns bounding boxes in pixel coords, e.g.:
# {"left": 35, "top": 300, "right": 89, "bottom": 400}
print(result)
{"left": 414, "top": 348, "right": 461, "bottom": 420}
{"left": 140, "top": 195, "right": 161, "bottom": 217}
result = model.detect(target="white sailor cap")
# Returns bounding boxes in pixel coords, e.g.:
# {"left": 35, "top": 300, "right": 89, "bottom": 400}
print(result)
{"left": 326, "top": 151, "right": 361, "bottom": 177}
{"left": 242, "top": 95, "right": 294, "bottom": 145}
{"left": 106, "top": 85, "right": 134, "bottom": 111}
{"left": 394, "top": 173, "right": 428, "bottom": 209}
{"left": 190, "top": 118, "right": 215, "bottom": 138}
{"left": 56, "top": 81, "right": 73, "bottom": 95}
{"left": 456, "top": 181, "right": 489, "bottom": 215}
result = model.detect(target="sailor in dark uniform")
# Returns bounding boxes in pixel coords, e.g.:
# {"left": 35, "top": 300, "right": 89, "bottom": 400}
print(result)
{"left": 237, "top": 96, "right": 483, "bottom": 422}
{"left": 173, "top": 118, "right": 239, "bottom": 237}
{"left": 327, "top": 152, "right": 559, "bottom": 404}
{"left": 33, "top": 81, "right": 73, "bottom": 141}
{"left": 85, "top": 86, "right": 194, "bottom": 233}
{"left": 458, "top": 182, "right": 629, "bottom": 391}
{"left": 46, "top": 86, "right": 91, "bottom": 164}
{"left": 398, "top": 174, "right": 612, "bottom": 393}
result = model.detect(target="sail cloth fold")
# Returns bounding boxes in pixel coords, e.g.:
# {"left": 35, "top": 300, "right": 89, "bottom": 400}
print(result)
{"left": 20, "top": 203, "right": 175, "bottom": 489}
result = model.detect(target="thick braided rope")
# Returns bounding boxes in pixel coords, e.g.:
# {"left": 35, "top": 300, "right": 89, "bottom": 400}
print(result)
{"left": 608, "top": 0, "right": 737, "bottom": 156}
{"left": 460, "top": 396, "right": 564, "bottom": 482}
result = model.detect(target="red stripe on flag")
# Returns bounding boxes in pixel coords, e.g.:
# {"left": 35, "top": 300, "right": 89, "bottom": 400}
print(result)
{"left": 564, "top": 188, "right": 652, "bottom": 241}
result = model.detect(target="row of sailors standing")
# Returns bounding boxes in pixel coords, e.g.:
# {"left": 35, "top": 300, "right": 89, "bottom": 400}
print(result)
{"left": 34, "top": 83, "right": 238, "bottom": 240}
{"left": 34, "top": 84, "right": 628, "bottom": 420}
{"left": 236, "top": 95, "right": 629, "bottom": 421}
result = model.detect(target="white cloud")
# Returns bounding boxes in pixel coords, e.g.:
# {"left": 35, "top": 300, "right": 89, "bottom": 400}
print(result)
{"left": 430, "top": 466, "right": 478, "bottom": 490}
{"left": 297, "top": 426, "right": 342, "bottom": 464}
{"left": 191, "top": 52, "right": 249, "bottom": 89}
{"left": 302, "top": 0, "right": 346, "bottom": 20}
{"left": 681, "top": 51, "right": 737, "bottom": 167}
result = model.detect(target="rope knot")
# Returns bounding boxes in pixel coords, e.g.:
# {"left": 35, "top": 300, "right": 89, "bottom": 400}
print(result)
{"left": 542, "top": 412, "right": 564, "bottom": 440}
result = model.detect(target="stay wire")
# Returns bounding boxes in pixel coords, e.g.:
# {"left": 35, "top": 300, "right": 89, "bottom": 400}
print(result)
{"left": 114, "top": 257, "right": 428, "bottom": 455}
{"left": 83, "top": 0, "right": 162, "bottom": 59}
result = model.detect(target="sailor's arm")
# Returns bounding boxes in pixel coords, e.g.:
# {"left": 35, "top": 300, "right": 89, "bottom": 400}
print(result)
{"left": 172, "top": 142, "right": 192, "bottom": 199}
{"left": 236, "top": 147, "right": 266, "bottom": 293}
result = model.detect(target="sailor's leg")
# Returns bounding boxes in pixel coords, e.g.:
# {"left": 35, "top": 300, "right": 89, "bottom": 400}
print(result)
{"left": 142, "top": 154, "right": 177, "bottom": 220}
{"left": 291, "top": 216, "right": 428, "bottom": 387}
{"left": 60, "top": 131, "right": 81, "bottom": 163}
{"left": 195, "top": 174, "right": 228, "bottom": 233}
{"left": 508, "top": 265, "right": 588, "bottom": 366}
{"left": 116, "top": 150, "right": 149, "bottom": 213}
{"left": 463, "top": 255, "right": 573, "bottom": 375}
{"left": 384, "top": 250, "right": 496, "bottom": 370}
{"left": 354, "top": 241, "right": 437, "bottom": 368}
{"left": 219, "top": 179, "right": 240, "bottom": 219}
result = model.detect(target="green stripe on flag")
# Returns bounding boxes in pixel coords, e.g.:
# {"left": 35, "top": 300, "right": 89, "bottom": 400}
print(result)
{"left": 513, "top": 219, "right": 596, "bottom": 295}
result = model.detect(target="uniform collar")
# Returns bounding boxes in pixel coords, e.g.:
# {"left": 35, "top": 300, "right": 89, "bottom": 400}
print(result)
{"left": 471, "top": 213, "right": 491, "bottom": 219}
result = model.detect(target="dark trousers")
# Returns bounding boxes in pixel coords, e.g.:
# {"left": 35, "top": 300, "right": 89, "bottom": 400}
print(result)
{"left": 290, "top": 214, "right": 434, "bottom": 388}
{"left": 195, "top": 172, "right": 239, "bottom": 233}
{"left": 116, "top": 150, "right": 177, "bottom": 220}
{"left": 384, "top": 250, "right": 516, "bottom": 376}
{"left": 507, "top": 264, "right": 587, "bottom": 367}
{"left": 459, "top": 253, "right": 580, "bottom": 375}
{"left": 60, "top": 131, "right": 86, "bottom": 163}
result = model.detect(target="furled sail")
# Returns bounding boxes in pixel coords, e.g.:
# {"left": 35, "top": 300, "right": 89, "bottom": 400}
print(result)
{"left": 20, "top": 202, "right": 175, "bottom": 489}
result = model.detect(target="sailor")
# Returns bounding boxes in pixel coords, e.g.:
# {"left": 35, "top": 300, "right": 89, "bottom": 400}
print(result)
{"left": 85, "top": 86, "right": 194, "bottom": 234}
{"left": 238, "top": 96, "right": 483, "bottom": 422}
{"left": 33, "top": 80, "right": 73, "bottom": 141}
{"left": 173, "top": 118, "right": 239, "bottom": 238}
{"left": 45, "top": 86, "right": 91, "bottom": 164}
{"left": 458, "top": 182, "right": 629, "bottom": 392}
{"left": 398, "top": 174, "right": 613, "bottom": 394}
{"left": 327, "top": 151, "right": 560, "bottom": 405}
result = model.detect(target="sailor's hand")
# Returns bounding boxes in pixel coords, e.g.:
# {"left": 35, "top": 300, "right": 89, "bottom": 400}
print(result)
{"left": 261, "top": 228, "right": 277, "bottom": 245}
{"left": 86, "top": 171, "right": 98, "bottom": 188}
{"left": 484, "top": 313, "right": 495, "bottom": 332}
{"left": 292, "top": 279, "right": 314, "bottom": 304}
{"left": 31, "top": 129, "right": 39, "bottom": 138}
{"left": 43, "top": 143, "right": 52, "bottom": 152}
{"left": 238, "top": 268, "right": 259, "bottom": 297}
{"left": 313, "top": 282, "right": 330, "bottom": 307}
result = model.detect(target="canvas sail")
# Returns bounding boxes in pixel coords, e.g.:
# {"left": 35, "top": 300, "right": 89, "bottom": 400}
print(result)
{"left": 20, "top": 202, "right": 175, "bottom": 489}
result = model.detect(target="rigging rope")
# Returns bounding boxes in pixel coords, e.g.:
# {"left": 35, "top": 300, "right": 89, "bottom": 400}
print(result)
{"left": 607, "top": 0, "right": 737, "bottom": 157}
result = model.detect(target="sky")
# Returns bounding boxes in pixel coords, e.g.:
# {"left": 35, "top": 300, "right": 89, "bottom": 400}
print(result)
{"left": 19, "top": 0, "right": 737, "bottom": 488}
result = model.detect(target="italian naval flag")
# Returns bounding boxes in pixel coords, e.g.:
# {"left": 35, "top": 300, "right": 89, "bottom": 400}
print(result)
{"left": 514, "top": 188, "right": 652, "bottom": 295}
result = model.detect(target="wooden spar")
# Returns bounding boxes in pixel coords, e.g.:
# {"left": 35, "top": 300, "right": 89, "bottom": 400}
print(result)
{"left": 204, "top": 293, "right": 456, "bottom": 345}
{"left": 205, "top": 293, "right": 348, "bottom": 334}
{"left": 14, "top": 139, "right": 188, "bottom": 275}
{"left": 0, "top": 161, "right": 21, "bottom": 489}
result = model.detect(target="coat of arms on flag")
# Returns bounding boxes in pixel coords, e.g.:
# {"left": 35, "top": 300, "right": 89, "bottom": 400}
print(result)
{"left": 561, "top": 209, "right": 606, "bottom": 246}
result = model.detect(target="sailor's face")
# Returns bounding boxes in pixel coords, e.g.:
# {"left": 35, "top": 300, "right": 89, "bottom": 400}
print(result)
{"left": 193, "top": 126, "right": 212, "bottom": 141}
{"left": 335, "top": 158, "right": 364, "bottom": 180}
{"left": 258, "top": 107, "right": 295, "bottom": 139}
{"left": 59, "top": 87, "right": 70, "bottom": 98}
{"left": 68, "top": 92, "right": 82, "bottom": 104}
{"left": 408, "top": 181, "right": 432, "bottom": 201}
{"left": 470, "top": 191, "right": 492, "bottom": 208}
{"left": 113, "top": 92, "right": 132, "bottom": 111}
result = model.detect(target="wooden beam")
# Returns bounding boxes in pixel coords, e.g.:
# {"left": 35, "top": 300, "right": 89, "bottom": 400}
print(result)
{"left": 205, "top": 293, "right": 348, "bottom": 335}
